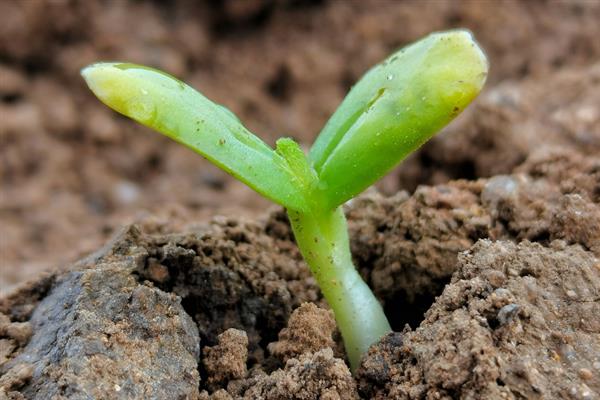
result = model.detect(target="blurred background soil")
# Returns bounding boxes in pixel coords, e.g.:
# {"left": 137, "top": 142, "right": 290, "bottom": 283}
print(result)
{"left": 1, "top": 0, "right": 599, "bottom": 293}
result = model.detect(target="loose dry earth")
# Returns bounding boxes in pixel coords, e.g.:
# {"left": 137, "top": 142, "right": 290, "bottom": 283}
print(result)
{"left": 1, "top": 1, "right": 599, "bottom": 399}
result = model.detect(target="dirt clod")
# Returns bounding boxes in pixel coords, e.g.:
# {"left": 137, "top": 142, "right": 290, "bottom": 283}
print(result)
{"left": 1, "top": 242, "right": 201, "bottom": 400}
{"left": 236, "top": 349, "right": 358, "bottom": 400}
{"left": 268, "top": 302, "right": 337, "bottom": 364}
{"left": 200, "top": 389, "right": 234, "bottom": 400}
{"left": 203, "top": 329, "right": 249, "bottom": 391}
{"left": 356, "top": 240, "right": 600, "bottom": 399}
{"left": 0, "top": 362, "right": 33, "bottom": 399}
{"left": 0, "top": 316, "right": 31, "bottom": 347}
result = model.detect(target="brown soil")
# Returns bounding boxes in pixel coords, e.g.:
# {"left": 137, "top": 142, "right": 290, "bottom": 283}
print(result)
{"left": 1, "top": 1, "right": 600, "bottom": 399}
{"left": 1, "top": 144, "right": 599, "bottom": 398}
{"left": 2, "top": 0, "right": 600, "bottom": 291}
{"left": 357, "top": 240, "right": 600, "bottom": 399}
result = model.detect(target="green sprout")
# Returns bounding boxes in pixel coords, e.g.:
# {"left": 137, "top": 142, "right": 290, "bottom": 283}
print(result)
{"left": 82, "top": 30, "right": 488, "bottom": 371}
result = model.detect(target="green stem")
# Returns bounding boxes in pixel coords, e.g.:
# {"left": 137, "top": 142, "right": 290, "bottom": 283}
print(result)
{"left": 287, "top": 207, "right": 391, "bottom": 371}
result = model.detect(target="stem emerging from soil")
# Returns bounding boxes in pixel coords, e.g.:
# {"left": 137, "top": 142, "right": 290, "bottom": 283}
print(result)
{"left": 288, "top": 207, "right": 391, "bottom": 370}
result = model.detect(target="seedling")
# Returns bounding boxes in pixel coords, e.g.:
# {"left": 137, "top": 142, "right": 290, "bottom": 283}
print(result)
{"left": 82, "top": 30, "right": 487, "bottom": 370}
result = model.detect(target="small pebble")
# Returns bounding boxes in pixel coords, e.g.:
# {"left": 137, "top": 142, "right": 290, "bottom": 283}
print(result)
{"left": 486, "top": 270, "right": 506, "bottom": 287}
{"left": 147, "top": 260, "right": 170, "bottom": 283}
{"left": 497, "top": 303, "right": 520, "bottom": 325}
{"left": 560, "top": 344, "right": 577, "bottom": 362}
{"left": 113, "top": 181, "right": 140, "bottom": 205}
{"left": 507, "top": 268, "right": 519, "bottom": 277}
{"left": 580, "top": 384, "right": 593, "bottom": 400}
{"left": 566, "top": 290, "right": 577, "bottom": 299}
{"left": 481, "top": 175, "right": 518, "bottom": 207}
{"left": 570, "top": 387, "right": 578, "bottom": 396}
{"left": 578, "top": 368, "right": 593, "bottom": 380}
{"left": 494, "top": 288, "right": 511, "bottom": 297}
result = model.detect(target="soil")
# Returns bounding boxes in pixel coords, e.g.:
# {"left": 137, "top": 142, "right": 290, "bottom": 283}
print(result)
{"left": 2, "top": 144, "right": 599, "bottom": 398}
{"left": 2, "top": 0, "right": 600, "bottom": 291}
{"left": 1, "top": 1, "right": 600, "bottom": 399}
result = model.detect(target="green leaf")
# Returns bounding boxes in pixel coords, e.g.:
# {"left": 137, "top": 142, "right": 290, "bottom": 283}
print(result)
{"left": 309, "top": 30, "right": 488, "bottom": 209}
{"left": 82, "top": 63, "right": 309, "bottom": 212}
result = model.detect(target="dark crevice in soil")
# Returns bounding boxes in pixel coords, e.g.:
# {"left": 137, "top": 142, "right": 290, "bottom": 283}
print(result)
{"left": 412, "top": 152, "right": 478, "bottom": 192}
{"left": 384, "top": 277, "right": 451, "bottom": 331}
